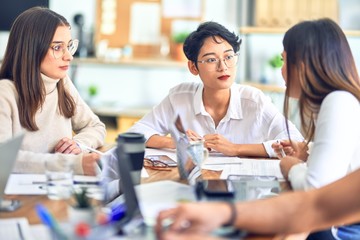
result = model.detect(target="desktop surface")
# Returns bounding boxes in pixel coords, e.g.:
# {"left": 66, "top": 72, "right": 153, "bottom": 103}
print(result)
{"left": 0, "top": 157, "right": 291, "bottom": 239}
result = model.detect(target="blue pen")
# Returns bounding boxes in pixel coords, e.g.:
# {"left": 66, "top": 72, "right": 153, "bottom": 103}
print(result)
{"left": 35, "top": 204, "right": 67, "bottom": 239}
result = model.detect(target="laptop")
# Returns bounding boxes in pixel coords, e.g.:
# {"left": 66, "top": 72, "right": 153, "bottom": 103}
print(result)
{"left": 0, "top": 134, "right": 34, "bottom": 240}
{"left": 0, "top": 133, "right": 24, "bottom": 212}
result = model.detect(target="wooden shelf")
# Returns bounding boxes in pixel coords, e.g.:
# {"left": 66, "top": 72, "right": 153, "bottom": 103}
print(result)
{"left": 240, "top": 26, "right": 360, "bottom": 37}
{"left": 72, "top": 57, "right": 188, "bottom": 68}
{"left": 243, "top": 81, "right": 285, "bottom": 93}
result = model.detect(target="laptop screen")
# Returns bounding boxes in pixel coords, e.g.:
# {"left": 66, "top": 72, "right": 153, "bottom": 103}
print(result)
{"left": 0, "top": 134, "right": 24, "bottom": 199}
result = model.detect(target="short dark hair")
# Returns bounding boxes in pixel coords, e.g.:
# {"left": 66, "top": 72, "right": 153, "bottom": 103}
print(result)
{"left": 183, "top": 21, "right": 242, "bottom": 66}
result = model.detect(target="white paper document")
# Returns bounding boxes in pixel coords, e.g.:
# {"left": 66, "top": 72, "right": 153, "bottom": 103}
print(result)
{"left": 220, "top": 159, "right": 284, "bottom": 180}
{"left": 135, "top": 180, "right": 195, "bottom": 226}
{"left": 0, "top": 218, "right": 34, "bottom": 240}
{"left": 5, "top": 174, "right": 106, "bottom": 195}
{"left": 5, "top": 174, "right": 47, "bottom": 195}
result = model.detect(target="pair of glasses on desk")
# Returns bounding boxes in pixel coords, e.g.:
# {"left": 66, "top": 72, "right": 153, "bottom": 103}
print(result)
{"left": 144, "top": 158, "right": 172, "bottom": 171}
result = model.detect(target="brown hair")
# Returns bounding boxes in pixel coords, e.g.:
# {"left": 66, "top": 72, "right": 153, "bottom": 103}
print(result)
{"left": 0, "top": 6, "right": 76, "bottom": 131}
{"left": 283, "top": 18, "right": 360, "bottom": 142}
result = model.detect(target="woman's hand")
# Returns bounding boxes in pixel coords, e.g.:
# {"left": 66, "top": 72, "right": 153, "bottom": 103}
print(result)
{"left": 186, "top": 129, "right": 202, "bottom": 141}
{"left": 272, "top": 140, "right": 309, "bottom": 161}
{"left": 55, "top": 137, "right": 82, "bottom": 154}
{"left": 82, "top": 152, "right": 101, "bottom": 176}
{"left": 203, "top": 134, "right": 238, "bottom": 156}
{"left": 280, "top": 156, "right": 304, "bottom": 179}
{"left": 156, "top": 202, "right": 231, "bottom": 238}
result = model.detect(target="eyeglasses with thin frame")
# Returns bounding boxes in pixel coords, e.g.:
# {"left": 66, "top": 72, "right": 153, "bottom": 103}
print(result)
{"left": 144, "top": 158, "right": 171, "bottom": 171}
{"left": 197, "top": 52, "right": 240, "bottom": 72}
{"left": 50, "top": 39, "right": 79, "bottom": 59}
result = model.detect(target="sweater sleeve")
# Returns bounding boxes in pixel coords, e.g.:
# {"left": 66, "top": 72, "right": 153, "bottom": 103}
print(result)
{"left": 65, "top": 77, "right": 106, "bottom": 149}
{"left": 12, "top": 150, "right": 84, "bottom": 174}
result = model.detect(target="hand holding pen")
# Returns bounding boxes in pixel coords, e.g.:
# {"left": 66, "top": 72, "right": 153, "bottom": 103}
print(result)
{"left": 76, "top": 142, "right": 104, "bottom": 174}
{"left": 55, "top": 137, "right": 82, "bottom": 155}
{"left": 273, "top": 140, "right": 309, "bottom": 161}
{"left": 274, "top": 140, "right": 286, "bottom": 159}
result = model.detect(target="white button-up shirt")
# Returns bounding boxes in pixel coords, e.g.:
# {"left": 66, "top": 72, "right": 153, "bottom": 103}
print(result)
{"left": 128, "top": 82, "right": 303, "bottom": 157}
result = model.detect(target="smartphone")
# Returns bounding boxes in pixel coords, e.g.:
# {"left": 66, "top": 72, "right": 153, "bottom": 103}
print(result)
{"left": 145, "top": 155, "right": 177, "bottom": 167}
{"left": 201, "top": 179, "right": 235, "bottom": 197}
{"left": 0, "top": 199, "right": 21, "bottom": 212}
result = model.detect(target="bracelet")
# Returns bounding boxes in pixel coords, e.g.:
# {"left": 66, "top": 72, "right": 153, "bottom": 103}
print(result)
{"left": 223, "top": 201, "right": 237, "bottom": 227}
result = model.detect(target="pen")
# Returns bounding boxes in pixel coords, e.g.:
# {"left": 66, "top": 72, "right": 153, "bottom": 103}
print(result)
{"left": 76, "top": 142, "right": 104, "bottom": 170}
{"left": 76, "top": 142, "right": 104, "bottom": 156}
{"left": 32, "top": 180, "right": 101, "bottom": 185}
{"left": 35, "top": 204, "right": 66, "bottom": 239}
{"left": 276, "top": 140, "right": 286, "bottom": 158}
{"left": 17, "top": 221, "right": 24, "bottom": 240}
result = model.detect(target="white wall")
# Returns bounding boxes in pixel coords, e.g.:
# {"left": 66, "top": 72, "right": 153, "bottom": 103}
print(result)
{"left": 50, "top": 0, "right": 241, "bottom": 109}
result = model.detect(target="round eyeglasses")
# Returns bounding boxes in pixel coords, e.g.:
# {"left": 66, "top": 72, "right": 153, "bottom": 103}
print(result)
{"left": 50, "top": 39, "right": 79, "bottom": 59}
{"left": 144, "top": 158, "right": 171, "bottom": 171}
{"left": 197, "top": 52, "right": 240, "bottom": 72}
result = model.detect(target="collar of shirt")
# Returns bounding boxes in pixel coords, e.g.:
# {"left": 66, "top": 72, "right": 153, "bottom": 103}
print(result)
{"left": 193, "top": 83, "right": 243, "bottom": 121}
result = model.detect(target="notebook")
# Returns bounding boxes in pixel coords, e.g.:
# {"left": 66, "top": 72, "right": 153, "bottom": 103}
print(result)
{"left": 0, "top": 133, "right": 25, "bottom": 211}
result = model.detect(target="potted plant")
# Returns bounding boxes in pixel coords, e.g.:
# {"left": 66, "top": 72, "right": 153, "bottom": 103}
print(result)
{"left": 67, "top": 187, "right": 96, "bottom": 226}
{"left": 261, "top": 54, "right": 284, "bottom": 84}
{"left": 171, "top": 32, "right": 190, "bottom": 61}
{"left": 87, "top": 84, "right": 99, "bottom": 107}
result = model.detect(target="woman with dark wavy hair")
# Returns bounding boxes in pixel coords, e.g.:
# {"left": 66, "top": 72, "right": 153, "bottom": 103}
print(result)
{"left": 0, "top": 7, "right": 106, "bottom": 175}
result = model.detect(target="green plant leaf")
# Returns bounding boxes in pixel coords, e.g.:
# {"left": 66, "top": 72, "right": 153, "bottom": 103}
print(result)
{"left": 172, "top": 32, "right": 190, "bottom": 43}
{"left": 268, "top": 54, "right": 283, "bottom": 68}
{"left": 73, "top": 187, "right": 91, "bottom": 209}
{"left": 88, "top": 85, "right": 98, "bottom": 97}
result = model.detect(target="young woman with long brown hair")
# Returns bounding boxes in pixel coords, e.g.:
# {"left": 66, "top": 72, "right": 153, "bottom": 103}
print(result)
{"left": 0, "top": 7, "right": 106, "bottom": 175}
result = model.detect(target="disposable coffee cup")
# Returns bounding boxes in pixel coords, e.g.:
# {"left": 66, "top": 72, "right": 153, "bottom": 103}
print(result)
{"left": 117, "top": 132, "right": 146, "bottom": 185}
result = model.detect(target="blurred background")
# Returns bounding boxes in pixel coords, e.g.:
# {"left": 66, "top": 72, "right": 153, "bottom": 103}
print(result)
{"left": 1, "top": 0, "right": 360, "bottom": 142}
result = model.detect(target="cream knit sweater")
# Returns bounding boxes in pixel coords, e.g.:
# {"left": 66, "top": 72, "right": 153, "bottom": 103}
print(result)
{"left": 0, "top": 74, "right": 106, "bottom": 174}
